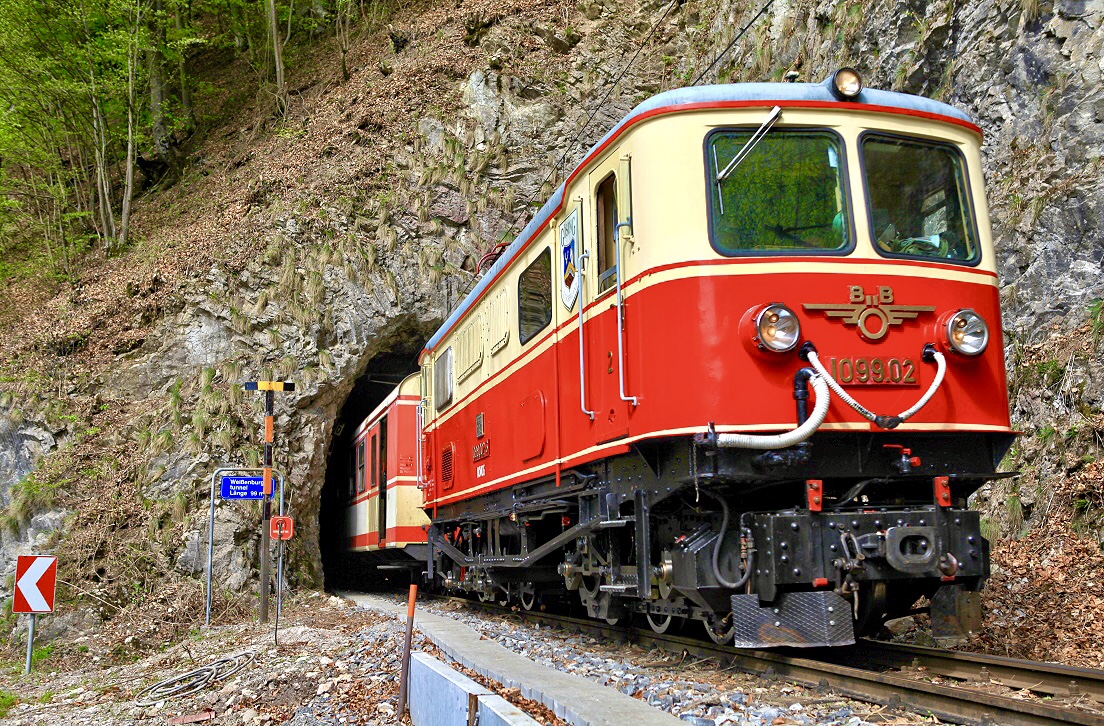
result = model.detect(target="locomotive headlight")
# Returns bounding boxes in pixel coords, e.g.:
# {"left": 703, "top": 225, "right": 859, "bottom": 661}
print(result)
{"left": 756, "top": 304, "right": 801, "bottom": 352}
{"left": 945, "top": 309, "right": 989, "bottom": 356}
{"left": 831, "top": 68, "right": 863, "bottom": 99}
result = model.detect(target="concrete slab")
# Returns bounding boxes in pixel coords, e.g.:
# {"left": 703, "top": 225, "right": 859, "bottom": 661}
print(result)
{"left": 409, "top": 651, "right": 492, "bottom": 726}
{"left": 478, "top": 694, "right": 542, "bottom": 726}
{"left": 342, "top": 592, "right": 683, "bottom": 726}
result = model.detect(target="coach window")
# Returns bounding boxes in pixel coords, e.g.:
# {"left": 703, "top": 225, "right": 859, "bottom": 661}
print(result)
{"left": 518, "top": 248, "right": 552, "bottom": 344}
{"left": 356, "top": 440, "right": 366, "bottom": 494}
{"left": 595, "top": 174, "right": 618, "bottom": 294}
{"left": 706, "top": 129, "right": 851, "bottom": 255}
{"left": 861, "top": 134, "right": 979, "bottom": 264}
{"left": 369, "top": 433, "right": 378, "bottom": 491}
{"left": 434, "top": 347, "right": 453, "bottom": 412}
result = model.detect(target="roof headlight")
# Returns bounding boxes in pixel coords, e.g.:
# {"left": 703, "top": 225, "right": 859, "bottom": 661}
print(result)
{"left": 756, "top": 304, "right": 801, "bottom": 353}
{"left": 946, "top": 309, "right": 989, "bottom": 356}
{"left": 831, "top": 67, "right": 863, "bottom": 99}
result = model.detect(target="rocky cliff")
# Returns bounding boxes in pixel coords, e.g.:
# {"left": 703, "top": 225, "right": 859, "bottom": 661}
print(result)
{"left": 0, "top": 0, "right": 1101, "bottom": 662}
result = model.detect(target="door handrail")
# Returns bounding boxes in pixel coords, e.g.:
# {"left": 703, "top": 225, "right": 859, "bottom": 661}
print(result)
{"left": 415, "top": 401, "right": 426, "bottom": 489}
{"left": 578, "top": 250, "right": 595, "bottom": 420}
{"left": 614, "top": 221, "right": 638, "bottom": 407}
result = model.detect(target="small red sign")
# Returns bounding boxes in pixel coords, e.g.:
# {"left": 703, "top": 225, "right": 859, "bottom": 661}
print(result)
{"left": 13, "top": 555, "right": 57, "bottom": 614}
{"left": 270, "top": 516, "right": 294, "bottom": 541}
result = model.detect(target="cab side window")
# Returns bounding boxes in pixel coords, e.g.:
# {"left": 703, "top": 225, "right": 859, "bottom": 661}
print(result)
{"left": 595, "top": 173, "right": 617, "bottom": 294}
{"left": 518, "top": 248, "right": 552, "bottom": 344}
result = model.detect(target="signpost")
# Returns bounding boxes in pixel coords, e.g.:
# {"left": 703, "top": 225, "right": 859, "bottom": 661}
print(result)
{"left": 270, "top": 515, "right": 294, "bottom": 644}
{"left": 220, "top": 475, "right": 271, "bottom": 500}
{"left": 206, "top": 467, "right": 284, "bottom": 626}
{"left": 243, "top": 380, "right": 294, "bottom": 624}
{"left": 14, "top": 555, "right": 57, "bottom": 674}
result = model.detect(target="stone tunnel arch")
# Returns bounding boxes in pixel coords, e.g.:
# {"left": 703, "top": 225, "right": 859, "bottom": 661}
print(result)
{"left": 314, "top": 315, "right": 434, "bottom": 591}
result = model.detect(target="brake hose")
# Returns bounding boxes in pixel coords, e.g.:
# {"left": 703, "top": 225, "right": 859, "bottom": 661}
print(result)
{"left": 804, "top": 346, "right": 946, "bottom": 429}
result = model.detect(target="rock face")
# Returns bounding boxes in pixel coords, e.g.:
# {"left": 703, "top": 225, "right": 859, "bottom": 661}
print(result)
{"left": 2, "top": 0, "right": 1102, "bottom": 621}
{"left": 0, "top": 416, "right": 66, "bottom": 593}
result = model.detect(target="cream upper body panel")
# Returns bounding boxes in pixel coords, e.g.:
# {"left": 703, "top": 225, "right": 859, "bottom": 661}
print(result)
{"left": 604, "top": 107, "right": 995, "bottom": 282}
{"left": 420, "top": 86, "right": 992, "bottom": 424}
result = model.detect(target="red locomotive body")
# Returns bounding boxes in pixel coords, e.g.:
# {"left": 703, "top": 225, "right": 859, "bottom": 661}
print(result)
{"left": 359, "top": 74, "right": 1014, "bottom": 646}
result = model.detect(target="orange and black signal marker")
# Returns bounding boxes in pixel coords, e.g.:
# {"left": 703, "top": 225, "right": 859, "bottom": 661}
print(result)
{"left": 244, "top": 380, "right": 294, "bottom": 624}
{"left": 244, "top": 381, "right": 295, "bottom": 495}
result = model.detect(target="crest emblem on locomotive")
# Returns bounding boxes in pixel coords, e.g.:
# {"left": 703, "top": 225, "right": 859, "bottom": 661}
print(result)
{"left": 559, "top": 207, "right": 581, "bottom": 310}
{"left": 804, "top": 286, "right": 935, "bottom": 340}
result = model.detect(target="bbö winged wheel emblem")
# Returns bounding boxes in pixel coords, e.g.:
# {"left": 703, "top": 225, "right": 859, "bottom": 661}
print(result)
{"left": 804, "top": 286, "right": 934, "bottom": 340}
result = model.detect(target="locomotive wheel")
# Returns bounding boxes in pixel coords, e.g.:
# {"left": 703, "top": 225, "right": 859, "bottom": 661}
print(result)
{"left": 853, "top": 582, "right": 889, "bottom": 636}
{"left": 645, "top": 612, "right": 673, "bottom": 634}
{"left": 703, "top": 617, "right": 734, "bottom": 645}
{"left": 519, "top": 584, "right": 537, "bottom": 611}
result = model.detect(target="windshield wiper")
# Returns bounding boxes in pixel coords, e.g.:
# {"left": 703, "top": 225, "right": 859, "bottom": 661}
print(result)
{"left": 715, "top": 106, "right": 782, "bottom": 182}
{"left": 713, "top": 106, "right": 782, "bottom": 216}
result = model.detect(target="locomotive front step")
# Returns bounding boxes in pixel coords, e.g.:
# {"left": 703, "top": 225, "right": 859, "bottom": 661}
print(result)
{"left": 731, "top": 591, "right": 855, "bottom": 648}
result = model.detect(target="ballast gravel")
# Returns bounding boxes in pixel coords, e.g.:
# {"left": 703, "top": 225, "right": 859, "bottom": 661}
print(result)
{"left": 389, "top": 597, "right": 930, "bottom": 726}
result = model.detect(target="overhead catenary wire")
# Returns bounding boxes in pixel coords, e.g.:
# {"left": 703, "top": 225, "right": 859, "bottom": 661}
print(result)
{"left": 480, "top": 0, "right": 682, "bottom": 274}
{"left": 691, "top": 0, "right": 776, "bottom": 86}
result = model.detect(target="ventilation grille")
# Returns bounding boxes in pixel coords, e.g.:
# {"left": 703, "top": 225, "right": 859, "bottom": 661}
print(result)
{"left": 441, "top": 445, "right": 454, "bottom": 483}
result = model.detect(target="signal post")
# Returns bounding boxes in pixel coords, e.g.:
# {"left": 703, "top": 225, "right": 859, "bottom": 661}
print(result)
{"left": 245, "top": 380, "right": 294, "bottom": 623}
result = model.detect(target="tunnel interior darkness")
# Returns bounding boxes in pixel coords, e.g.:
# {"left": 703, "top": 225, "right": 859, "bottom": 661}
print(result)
{"left": 319, "top": 337, "right": 424, "bottom": 591}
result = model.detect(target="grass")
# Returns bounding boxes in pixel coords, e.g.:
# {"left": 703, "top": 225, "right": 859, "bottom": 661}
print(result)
{"left": 0, "top": 690, "right": 16, "bottom": 717}
{"left": 1090, "top": 298, "right": 1103, "bottom": 342}
{"left": 1006, "top": 494, "right": 1024, "bottom": 535}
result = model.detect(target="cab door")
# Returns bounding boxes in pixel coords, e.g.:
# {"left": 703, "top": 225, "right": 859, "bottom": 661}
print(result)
{"left": 583, "top": 158, "right": 631, "bottom": 443}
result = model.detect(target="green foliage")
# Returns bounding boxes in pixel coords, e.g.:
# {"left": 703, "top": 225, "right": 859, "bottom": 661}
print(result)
{"left": 1089, "top": 298, "right": 1104, "bottom": 342}
{"left": 0, "top": 691, "right": 16, "bottom": 717}
{"left": 31, "top": 644, "right": 54, "bottom": 666}
{"left": 1034, "top": 359, "right": 1066, "bottom": 387}
{"left": 1, "top": 473, "right": 61, "bottom": 532}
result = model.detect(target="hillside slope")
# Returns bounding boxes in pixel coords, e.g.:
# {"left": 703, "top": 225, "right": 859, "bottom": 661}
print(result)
{"left": 1, "top": 0, "right": 1102, "bottom": 667}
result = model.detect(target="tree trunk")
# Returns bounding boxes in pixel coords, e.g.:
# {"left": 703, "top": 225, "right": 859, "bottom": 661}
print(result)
{"left": 148, "top": 0, "right": 169, "bottom": 157}
{"left": 336, "top": 0, "right": 349, "bottom": 82}
{"left": 266, "top": 0, "right": 286, "bottom": 114}
{"left": 119, "top": 0, "right": 142, "bottom": 250}
{"left": 91, "top": 98, "right": 116, "bottom": 243}
{"left": 173, "top": 3, "right": 195, "bottom": 132}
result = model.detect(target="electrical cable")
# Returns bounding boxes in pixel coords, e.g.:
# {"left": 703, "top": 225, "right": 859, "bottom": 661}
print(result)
{"left": 134, "top": 651, "right": 256, "bottom": 706}
{"left": 482, "top": 0, "right": 681, "bottom": 275}
{"left": 701, "top": 492, "right": 754, "bottom": 590}
{"left": 806, "top": 349, "right": 946, "bottom": 427}
{"left": 691, "top": 0, "right": 776, "bottom": 86}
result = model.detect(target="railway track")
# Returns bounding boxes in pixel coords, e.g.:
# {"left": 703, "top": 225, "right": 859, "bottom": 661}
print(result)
{"left": 432, "top": 596, "right": 1104, "bottom": 726}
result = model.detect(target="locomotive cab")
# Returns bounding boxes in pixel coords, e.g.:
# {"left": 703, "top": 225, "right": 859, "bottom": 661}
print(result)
{"left": 405, "top": 73, "right": 1013, "bottom": 648}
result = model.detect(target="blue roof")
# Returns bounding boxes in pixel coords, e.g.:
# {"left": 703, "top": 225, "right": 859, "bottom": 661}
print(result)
{"left": 422, "top": 79, "right": 975, "bottom": 353}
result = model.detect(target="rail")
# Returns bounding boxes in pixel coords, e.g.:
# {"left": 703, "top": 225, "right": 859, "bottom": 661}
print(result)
{"left": 433, "top": 596, "right": 1104, "bottom": 726}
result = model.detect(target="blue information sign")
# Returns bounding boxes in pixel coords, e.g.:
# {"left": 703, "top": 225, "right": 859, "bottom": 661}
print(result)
{"left": 220, "top": 476, "right": 272, "bottom": 500}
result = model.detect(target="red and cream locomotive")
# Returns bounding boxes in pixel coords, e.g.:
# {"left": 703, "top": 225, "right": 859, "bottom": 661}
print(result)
{"left": 344, "top": 69, "right": 1013, "bottom": 647}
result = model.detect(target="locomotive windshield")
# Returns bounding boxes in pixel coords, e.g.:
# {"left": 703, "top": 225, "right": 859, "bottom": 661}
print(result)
{"left": 707, "top": 130, "right": 850, "bottom": 254}
{"left": 861, "top": 134, "right": 979, "bottom": 263}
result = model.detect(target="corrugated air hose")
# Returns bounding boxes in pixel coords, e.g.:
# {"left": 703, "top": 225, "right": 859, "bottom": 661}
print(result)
{"left": 712, "top": 373, "right": 831, "bottom": 449}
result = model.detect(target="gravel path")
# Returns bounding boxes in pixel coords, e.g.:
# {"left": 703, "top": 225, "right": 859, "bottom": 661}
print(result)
{"left": 0, "top": 594, "right": 427, "bottom": 726}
